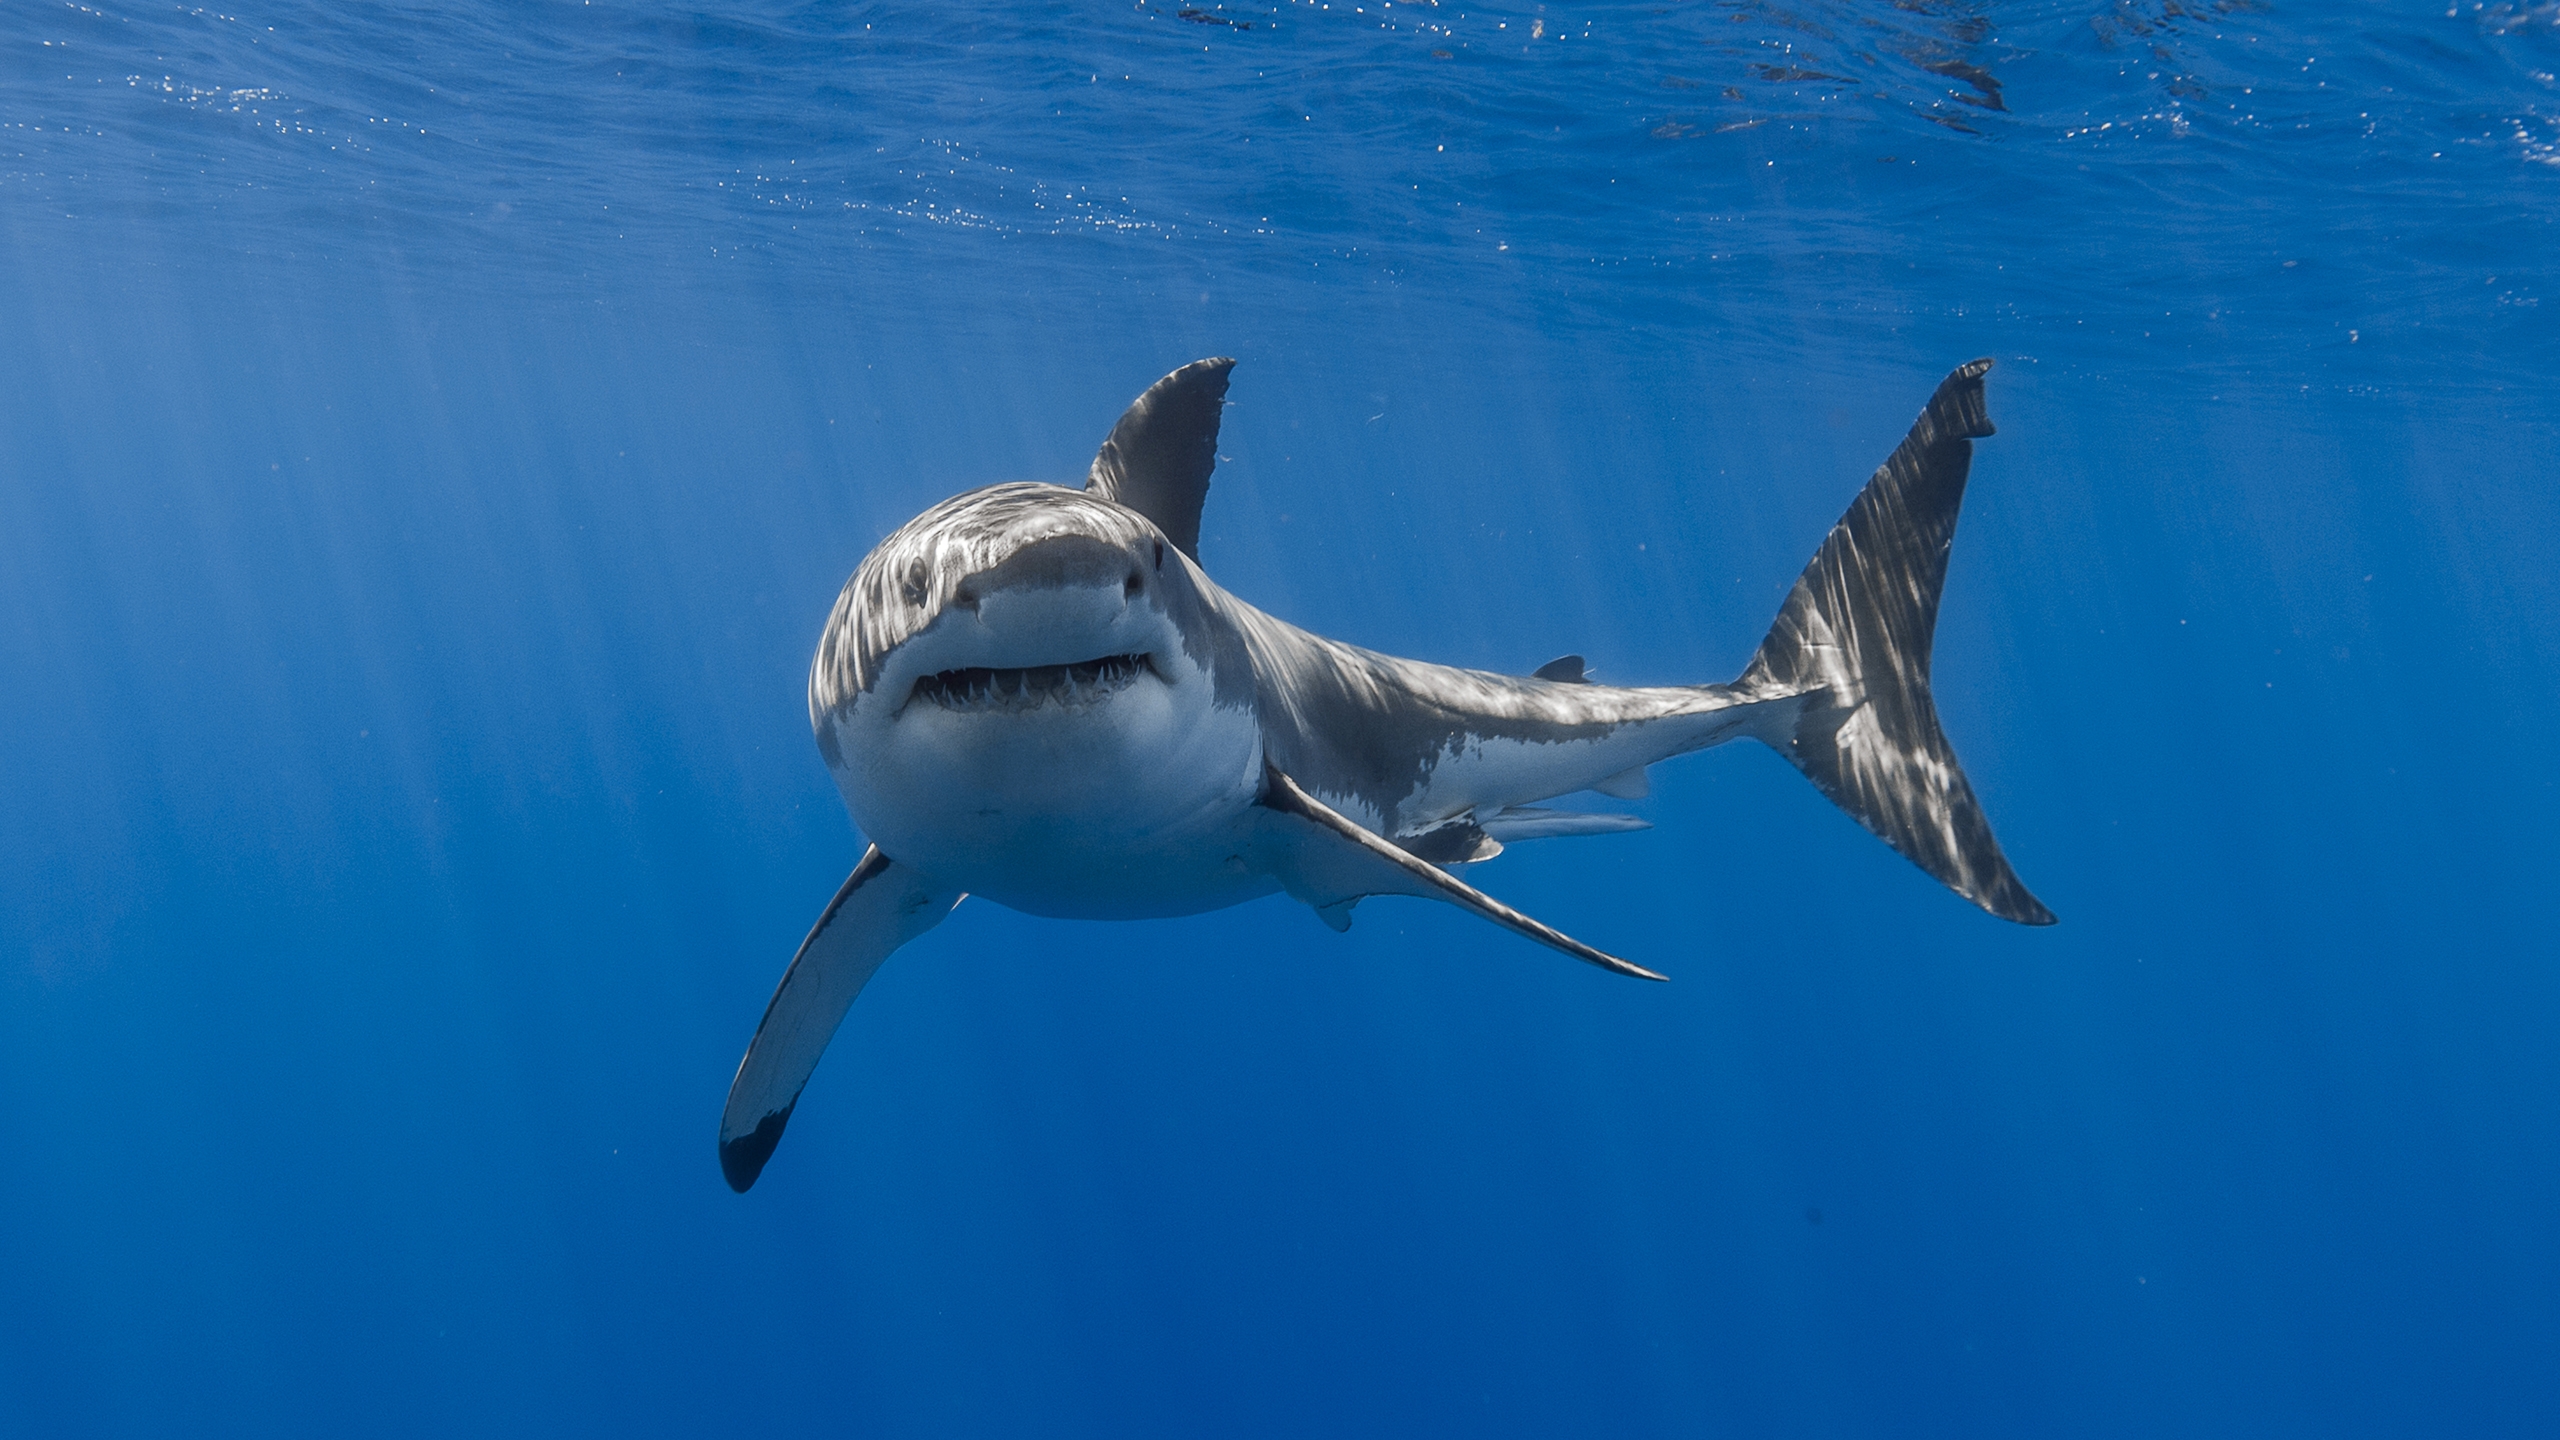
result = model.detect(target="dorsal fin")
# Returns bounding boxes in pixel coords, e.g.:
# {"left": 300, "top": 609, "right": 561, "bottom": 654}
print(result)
{"left": 1531, "top": 654, "right": 1589, "bottom": 684}
{"left": 1086, "top": 357, "right": 1234, "bottom": 562}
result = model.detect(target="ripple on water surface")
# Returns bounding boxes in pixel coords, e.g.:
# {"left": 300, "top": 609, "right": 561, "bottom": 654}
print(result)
{"left": 1, "top": 1, "right": 2552, "bottom": 385}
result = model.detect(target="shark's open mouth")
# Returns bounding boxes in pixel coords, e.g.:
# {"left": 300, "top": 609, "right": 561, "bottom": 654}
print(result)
{"left": 907, "top": 653, "right": 1157, "bottom": 714}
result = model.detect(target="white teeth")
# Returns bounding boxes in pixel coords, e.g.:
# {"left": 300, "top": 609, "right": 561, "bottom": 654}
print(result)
{"left": 911, "top": 654, "right": 1150, "bottom": 714}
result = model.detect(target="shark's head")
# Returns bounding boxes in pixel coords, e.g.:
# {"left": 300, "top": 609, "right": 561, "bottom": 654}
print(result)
{"left": 808, "top": 482, "right": 1261, "bottom": 914}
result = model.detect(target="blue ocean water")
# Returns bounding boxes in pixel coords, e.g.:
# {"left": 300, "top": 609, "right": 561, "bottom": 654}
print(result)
{"left": 4, "top": 1, "right": 2558, "bottom": 1434}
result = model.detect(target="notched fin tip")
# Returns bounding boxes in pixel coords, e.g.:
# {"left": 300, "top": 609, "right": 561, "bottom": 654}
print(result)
{"left": 1931, "top": 357, "right": 1997, "bottom": 439}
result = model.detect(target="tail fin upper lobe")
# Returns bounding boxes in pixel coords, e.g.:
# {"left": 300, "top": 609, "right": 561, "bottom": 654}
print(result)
{"left": 1741, "top": 359, "right": 2054, "bottom": 925}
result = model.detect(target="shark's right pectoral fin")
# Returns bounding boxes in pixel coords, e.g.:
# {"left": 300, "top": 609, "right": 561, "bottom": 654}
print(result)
{"left": 1251, "top": 764, "right": 1665, "bottom": 982}
{"left": 718, "top": 846, "right": 962, "bottom": 1193}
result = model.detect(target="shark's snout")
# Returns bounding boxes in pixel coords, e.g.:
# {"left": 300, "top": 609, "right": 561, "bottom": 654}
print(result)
{"left": 951, "top": 532, "right": 1146, "bottom": 613}
{"left": 888, "top": 530, "right": 1173, "bottom": 720}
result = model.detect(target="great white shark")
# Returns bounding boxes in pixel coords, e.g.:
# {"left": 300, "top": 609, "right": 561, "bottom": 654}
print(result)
{"left": 718, "top": 357, "right": 2052, "bottom": 1191}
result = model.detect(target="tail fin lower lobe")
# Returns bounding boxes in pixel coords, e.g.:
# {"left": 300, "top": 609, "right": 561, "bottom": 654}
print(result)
{"left": 1740, "top": 359, "right": 2054, "bottom": 925}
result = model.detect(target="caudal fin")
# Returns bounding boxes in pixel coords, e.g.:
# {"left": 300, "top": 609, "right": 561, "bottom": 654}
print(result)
{"left": 1740, "top": 359, "right": 2054, "bottom": 925}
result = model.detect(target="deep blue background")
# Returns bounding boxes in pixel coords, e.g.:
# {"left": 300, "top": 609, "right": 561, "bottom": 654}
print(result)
{"left": 5, "top": 3, "right": 2558, "bottom": 1435}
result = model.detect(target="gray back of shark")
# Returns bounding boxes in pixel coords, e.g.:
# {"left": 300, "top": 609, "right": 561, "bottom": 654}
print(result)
{"left": 718, "top": 356, "right": 2052, "bottom": 1192}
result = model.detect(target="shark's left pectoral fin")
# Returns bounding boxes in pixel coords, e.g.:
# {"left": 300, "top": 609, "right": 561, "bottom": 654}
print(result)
{"left": 718, "top": 847, "right": 962, "bottom": 1193}
{"left": 1251, "top": 764, "right": 1665, "bottom": 982}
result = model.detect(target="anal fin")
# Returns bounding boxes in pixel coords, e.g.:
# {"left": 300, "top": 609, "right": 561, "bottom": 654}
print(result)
{"left": 1252, "top": 764, "right": 1664, "bottom": 982}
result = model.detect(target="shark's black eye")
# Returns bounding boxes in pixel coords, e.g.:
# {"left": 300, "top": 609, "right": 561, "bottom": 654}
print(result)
{"left": 1153, "top": 540, "right": 1165, "bottom": 572}
{"left": 901, "top": 564, "right": 929, "bottom": 608}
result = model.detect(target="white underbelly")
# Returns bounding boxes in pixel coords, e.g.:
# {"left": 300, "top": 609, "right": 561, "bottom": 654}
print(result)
{"left": 831, "top": 689, "right": 1272, "bottom": 919}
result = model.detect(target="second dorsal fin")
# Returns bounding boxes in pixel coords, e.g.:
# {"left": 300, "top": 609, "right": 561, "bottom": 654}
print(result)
{"left": 1531, "top": 654, "right": 1589, "bottom": 684}
{"left": 1086, "top": 357, "right": 1234, "bottom": 563}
